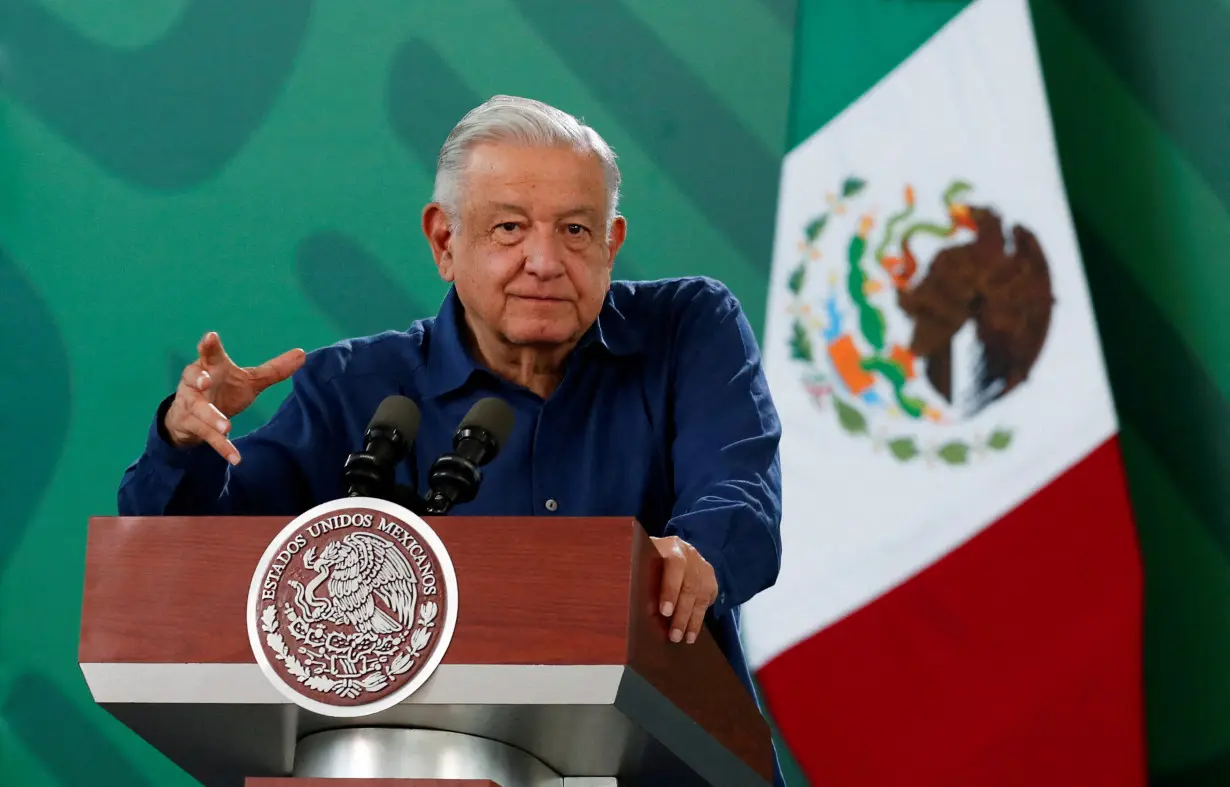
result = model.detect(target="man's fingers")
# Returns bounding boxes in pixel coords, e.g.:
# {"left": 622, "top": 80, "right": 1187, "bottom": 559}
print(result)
{"left": 197, "top": 331, "right": 231, "bottom": 367}
{"left": 683, "top": 597, "right": 708, "bottom": 644}
{"left": 167, "top": 384, "right": 239, "bottom": 464}
{"left": 184, "top": 410, "right": 240, "bottom": 465}
{"left": 653, "top": 536, "right": 719, "bottom": 644}
{"left": 180, "top": 361, "right": 211, "bottom": 392}
{"left": 174, "top": 398, "right": 238, "bottom": 465}
{"left": 669, "top": 585, "right": 696, "bottom": 643}
{"left": 250, "top": 348, "right": 306, "bottom": 392}
{"left": 658, "top": 550, "right": 686, "bottom": 618}
{"left": 188, "top": 394, "right": 231, "bottom": 438}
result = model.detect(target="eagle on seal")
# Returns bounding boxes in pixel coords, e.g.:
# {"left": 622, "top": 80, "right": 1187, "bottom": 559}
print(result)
{"left": 290, "top": 531, "right": 418, "bottom": 635}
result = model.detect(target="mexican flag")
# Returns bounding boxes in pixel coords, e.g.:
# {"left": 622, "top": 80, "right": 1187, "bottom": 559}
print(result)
{"left": 742, "top": 1, "right": 1146, "bottom": 784}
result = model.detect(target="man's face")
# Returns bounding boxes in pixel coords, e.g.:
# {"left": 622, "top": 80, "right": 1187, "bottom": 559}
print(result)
{"left": 424, "top": 142, "right": 627, "bottom": 350}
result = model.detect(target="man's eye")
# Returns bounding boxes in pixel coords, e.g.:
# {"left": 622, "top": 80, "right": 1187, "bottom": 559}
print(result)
{"left": 498, "top": 222, "right": 519, "bottom": 232}
{"left": 566, "top": 224, "right": 588, "bottom": 235}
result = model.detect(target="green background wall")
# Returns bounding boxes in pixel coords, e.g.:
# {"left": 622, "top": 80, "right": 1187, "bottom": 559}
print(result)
{"left": 0, "top": 1, "right": 1225, "bottom": 785}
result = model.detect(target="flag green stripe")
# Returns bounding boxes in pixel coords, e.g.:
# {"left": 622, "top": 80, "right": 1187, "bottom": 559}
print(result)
{"left": 787, "top": 0, "right": 970, "bottom": 148}
{"left": 619, "top": 0, "right": 794, "bottom": 154}
{"left": 1076, "top": 209, "right": 1230, "bottom": 563}
{"left": 1155, "top": 750, "right": 1230, "bottom": 787}
{"left": 1055, "top": 0, "right": 1230, "bottom": 212}
{"left": 1117, "top": 424, "right": 1230, "bottom": 777}
{"left": 1033, "top": 0, "right": 1230, "bottom": 403}
{"left": 1071, "top": 210, "right": 1230, "bottom": 783}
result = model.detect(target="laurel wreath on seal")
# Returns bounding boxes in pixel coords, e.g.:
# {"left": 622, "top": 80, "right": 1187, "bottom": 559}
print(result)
{"left": 260, "top": 601, "right": 438, "bottom": 699}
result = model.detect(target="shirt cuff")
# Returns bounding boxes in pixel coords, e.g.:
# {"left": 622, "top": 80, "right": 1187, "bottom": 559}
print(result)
{"left": 706, "top": 548, "right": 736, "bottom": 621}
{"left": 143, "top": 393, "right": 225, "bottom": 472}
{"left": 664, "top": 520, "right": 736, "bottom": 621}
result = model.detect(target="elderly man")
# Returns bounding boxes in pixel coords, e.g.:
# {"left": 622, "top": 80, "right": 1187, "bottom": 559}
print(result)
{"left": 118, "top": 95, "right": 784, "bottom": 783}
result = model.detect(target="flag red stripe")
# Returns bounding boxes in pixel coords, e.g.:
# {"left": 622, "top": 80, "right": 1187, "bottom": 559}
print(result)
{"left": 757, "top": 437, "right": 1145, "bottom": 786}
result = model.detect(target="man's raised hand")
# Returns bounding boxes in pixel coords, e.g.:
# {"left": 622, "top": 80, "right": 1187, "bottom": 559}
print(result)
{"left": 163, "top": 332, "right": 305, "bottom": 464}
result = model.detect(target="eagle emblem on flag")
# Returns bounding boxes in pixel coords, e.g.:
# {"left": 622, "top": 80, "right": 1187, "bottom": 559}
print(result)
{"left": 785, "top": 176, "right": 1055, "bottom": 465}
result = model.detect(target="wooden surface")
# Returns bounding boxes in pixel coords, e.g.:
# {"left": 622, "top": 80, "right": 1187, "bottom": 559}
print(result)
{"left": 246, "top": 780, "right": 500, "bottom": 786}
{"left": 79, "top": 516, "right": 637, "bottom": 665}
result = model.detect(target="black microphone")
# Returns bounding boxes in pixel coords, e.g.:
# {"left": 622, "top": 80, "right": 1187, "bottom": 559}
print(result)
{"left": 424, "top": 397, "right": 515, "bottom": 514}
{"left": 342, "top": 395, "right": 422, "bottom": 500}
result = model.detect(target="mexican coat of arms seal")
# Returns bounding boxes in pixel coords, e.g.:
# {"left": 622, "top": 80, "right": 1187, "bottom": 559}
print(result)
{"left": 246, "top": 497, "right": 458, "bottom": 717}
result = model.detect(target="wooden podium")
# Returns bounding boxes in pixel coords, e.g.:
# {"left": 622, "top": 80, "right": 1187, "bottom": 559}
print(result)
{"left": 78, "top": 514, "right": 774, "bottom": 787}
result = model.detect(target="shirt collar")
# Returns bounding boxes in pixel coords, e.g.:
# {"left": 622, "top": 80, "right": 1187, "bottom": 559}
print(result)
{"left": 575, "top": 286, "right": 644, "bottom": 358}
{"left": 418, "top": 286, "right": 643, "bottom": 399}
{"left": 418, "top": 287, "right": 480, "bottom": 399}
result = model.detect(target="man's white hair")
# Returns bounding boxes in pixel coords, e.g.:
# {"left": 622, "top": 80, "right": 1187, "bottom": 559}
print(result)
{"left": 432, "top": 95, "right": 622, "bottom": 232}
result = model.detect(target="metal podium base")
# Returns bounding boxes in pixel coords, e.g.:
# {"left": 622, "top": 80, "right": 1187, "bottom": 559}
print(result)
{"left": 292, "top": 727, "right": 618, "bottom": 786}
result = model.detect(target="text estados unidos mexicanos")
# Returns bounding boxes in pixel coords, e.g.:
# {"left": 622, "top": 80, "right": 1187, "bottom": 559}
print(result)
{"left": 259, "top": 513, "right": 438, "bottom": 601}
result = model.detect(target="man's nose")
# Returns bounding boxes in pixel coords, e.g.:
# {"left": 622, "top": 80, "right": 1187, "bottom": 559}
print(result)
{"left": 523, "top": 226, "right": 566, "bottom": 277}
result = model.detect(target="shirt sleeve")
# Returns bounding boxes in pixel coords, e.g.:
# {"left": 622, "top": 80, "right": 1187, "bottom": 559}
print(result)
{"left": 663, "top": 280, "right": 783, "bottom": 621}
{"left": 116, "top": 357, "right": 344, "bottom": 517}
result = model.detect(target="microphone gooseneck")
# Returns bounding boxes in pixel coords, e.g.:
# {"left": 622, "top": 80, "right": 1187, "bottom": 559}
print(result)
{"left": 424, "top": 397, "right": 516, "bottom": 515}
{"left": 342, "top": 395, "right": 422, "bottom": 500}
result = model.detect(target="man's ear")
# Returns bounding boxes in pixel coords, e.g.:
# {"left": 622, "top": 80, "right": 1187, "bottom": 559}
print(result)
{"left": 422, "top": 203, "right": 456, "bottom": 281}
{"left": 605, "top": 215, "right": 628, "bottom": 272}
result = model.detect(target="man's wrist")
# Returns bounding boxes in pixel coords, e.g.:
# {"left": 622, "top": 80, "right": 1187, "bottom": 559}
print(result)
{"left": 154, "top": 395, "right": 181, "bottom": 448}
{"left": 146, "top": 394, "right": 218, "bottom": 469}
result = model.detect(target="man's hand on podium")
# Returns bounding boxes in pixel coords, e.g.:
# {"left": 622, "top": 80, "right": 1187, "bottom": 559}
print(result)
{"left": 652, "top": 535, "right": 718, "bottom": 645}
{"left": 164, "top": 331, "right": 305, "bottom": 465}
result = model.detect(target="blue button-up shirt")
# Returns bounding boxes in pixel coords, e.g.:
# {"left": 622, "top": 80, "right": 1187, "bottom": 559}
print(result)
{"left": 118, "top": 275, "right": 784, "bottom": 781}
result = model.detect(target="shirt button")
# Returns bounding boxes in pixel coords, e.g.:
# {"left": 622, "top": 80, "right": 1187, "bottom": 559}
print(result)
{"left": 544, "top": 499, "right": 558, "bottom": 512}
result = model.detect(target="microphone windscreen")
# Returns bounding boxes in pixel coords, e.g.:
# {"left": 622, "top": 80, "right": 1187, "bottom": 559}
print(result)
{"left": 369, "top": 395, "right": 422, "bottom": 439}
{"left": 460, "top": 397, "right": 515, "bottom": 447}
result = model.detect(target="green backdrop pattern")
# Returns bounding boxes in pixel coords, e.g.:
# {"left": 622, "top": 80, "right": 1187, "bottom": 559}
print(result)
{"left": 0, "top": 1, "right": 1226, "bottom": 785}
{"left": 0, "top": 2, "right": 801, "bottom": 784}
